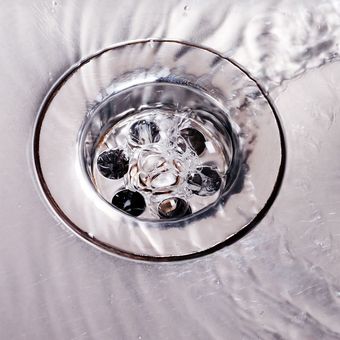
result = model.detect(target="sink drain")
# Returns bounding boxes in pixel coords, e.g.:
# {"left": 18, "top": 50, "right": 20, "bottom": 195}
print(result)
{"left": 33, "top": 39, "right": 285, "bottom": 260}
{"left": 86, "top": 83, "right": 236, "bottom": 221}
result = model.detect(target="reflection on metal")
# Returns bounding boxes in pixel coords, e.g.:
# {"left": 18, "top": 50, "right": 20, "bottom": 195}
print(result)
{"left": 33, "top": 40, "right": 285, "bottom": 259}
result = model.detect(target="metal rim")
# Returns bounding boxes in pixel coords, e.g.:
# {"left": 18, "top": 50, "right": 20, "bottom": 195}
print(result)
{"left": 32, "top": 38, "right": 286, "bottom": 261}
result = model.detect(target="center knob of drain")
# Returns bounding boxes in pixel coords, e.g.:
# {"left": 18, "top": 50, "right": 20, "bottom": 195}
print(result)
{"left": 128, "top": 136, "right": 200, "bottom": 195}
{"left": 131, "top": 152, "right": 180, "bottom": 192}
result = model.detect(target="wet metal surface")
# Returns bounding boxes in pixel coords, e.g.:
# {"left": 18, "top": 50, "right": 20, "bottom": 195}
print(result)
{"left": 34, "top": 40, "right": 283, "bottom": 259}
{"left": 1, "top": 0, "right": 340, "bottom": 339}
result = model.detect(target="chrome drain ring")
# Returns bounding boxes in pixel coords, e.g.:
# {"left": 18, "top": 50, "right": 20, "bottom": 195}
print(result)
{"left": 33, "top": 39, "right": 285, "bottom": 260}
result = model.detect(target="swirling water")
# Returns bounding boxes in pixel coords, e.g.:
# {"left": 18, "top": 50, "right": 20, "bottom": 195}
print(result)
{"left": 1, "top": 0, "right": 340, "bottom": 339}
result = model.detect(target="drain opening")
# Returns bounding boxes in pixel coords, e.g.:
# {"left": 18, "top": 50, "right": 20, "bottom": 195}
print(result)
{"left": 97, "top": 149, "right": 129, "bottom": 179}
{"left": 84, "top": 83, "right": 237, "bottom": 221}
{"left": 158, "top": 197, "right": 191, "bottom": 219}
{"left": 111, "top": 189, "right": 146, "bottom": 217}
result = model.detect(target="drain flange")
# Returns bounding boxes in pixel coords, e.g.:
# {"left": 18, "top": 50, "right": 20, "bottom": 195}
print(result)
{"left": 33, "top": 40, "right": 285, "bottom": 260}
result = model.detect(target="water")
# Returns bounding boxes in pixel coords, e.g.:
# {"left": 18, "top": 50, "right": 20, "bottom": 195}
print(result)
{"left": 36, "top": 42, "right": 281, "bottom": 258}
{"left": 92, "top": 107, "right": 230, "bottom": 220}
{"left": 2, "top": 0, "right": 340, "bottom": 339}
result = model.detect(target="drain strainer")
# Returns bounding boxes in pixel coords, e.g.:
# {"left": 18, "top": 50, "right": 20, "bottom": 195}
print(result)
{"left": 88, "top": 84, "right": 235, "bottom": 221}
{"left": 33, "top": 40, "right": 285, "bottom": 260}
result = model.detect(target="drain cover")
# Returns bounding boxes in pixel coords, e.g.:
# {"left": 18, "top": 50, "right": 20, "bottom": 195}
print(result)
{"left": 88, "top": 85, "right": 235, "bottom": 220}
{"left": 33, "top": 40, "right": 285, "bottom": 260}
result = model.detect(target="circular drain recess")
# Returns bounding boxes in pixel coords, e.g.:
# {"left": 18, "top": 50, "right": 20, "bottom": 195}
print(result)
{"left": 33, "top": 40, "right": 285, "bottom": 260}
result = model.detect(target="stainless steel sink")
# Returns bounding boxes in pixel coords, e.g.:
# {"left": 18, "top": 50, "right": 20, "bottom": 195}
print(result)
{"left": 1, "top": 0, "right": 340, "bottom": 339}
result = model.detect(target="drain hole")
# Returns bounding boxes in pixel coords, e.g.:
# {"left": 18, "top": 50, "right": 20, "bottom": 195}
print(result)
{"left": 187, "top": 172, "right": 203, "bottom": 192}
{"left": 190, "top": 166, "right": 222, "bottom": 196}
{"left": 158, "top": 197, "right": 191, "bottom": 219}
{"left": 180, "top": 128, "right": 206, "bottom": 155}
{"left": 129, "top": 120, "right": 161, "bottom": 145}
{"left": 97, "top": 149, "right": 129, "bottom": 179}
{"left": 111, "top": 189, "right": 146, "bottom": 217}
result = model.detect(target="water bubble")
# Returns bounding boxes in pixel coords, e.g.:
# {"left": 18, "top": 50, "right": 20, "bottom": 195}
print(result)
{"left": 158, "top": 197, "right": 191, "bottom": 219}
{"left": 141, "top": 155, "right": 166, "bottom": 172}
{"left": 151, "top": 172, "right": 178, "bottom": 189}
{"left": 169, "top": 135, "right": 187, "bottom": 154}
